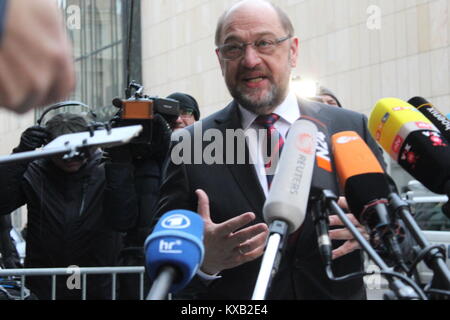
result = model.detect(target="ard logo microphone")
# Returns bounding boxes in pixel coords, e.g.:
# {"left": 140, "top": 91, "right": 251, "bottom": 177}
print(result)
{"left": 144, "top": 210, "right": 204, "bottom": 299}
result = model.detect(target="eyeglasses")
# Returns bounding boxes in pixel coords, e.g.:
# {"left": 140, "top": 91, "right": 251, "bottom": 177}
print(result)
{"left": 216, "top": 35, "right": 292, "bottom": 61}
{"left": 180, "top": 108, "right": 194, "bottom": 118}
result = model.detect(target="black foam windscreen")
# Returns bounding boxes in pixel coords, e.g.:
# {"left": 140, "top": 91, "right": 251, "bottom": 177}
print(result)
{"left": 408, "top": 96, "right": 450, "bottom": 143}
{"left": 397, "top": 130, "right": 450, "bottom": 194}
{"left": 345, "top": 173, "right": 390, "bottom": 220}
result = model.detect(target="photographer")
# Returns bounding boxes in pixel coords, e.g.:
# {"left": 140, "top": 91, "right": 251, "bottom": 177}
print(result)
{"left": 166, "top": 92, "right": 201, "bottom": 131}
{"left": 103, "top": 107, "right": 173, "bottom": 299}
{"left": 0, "top": 112, "right": 125, "bottom": 300}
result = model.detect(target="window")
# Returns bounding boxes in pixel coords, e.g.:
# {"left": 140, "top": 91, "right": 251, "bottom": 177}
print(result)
{"left": 37, "top": 0, "right": 142, "bottom": 122}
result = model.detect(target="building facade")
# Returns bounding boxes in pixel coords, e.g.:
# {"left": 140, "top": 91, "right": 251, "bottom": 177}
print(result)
{"left": 0, "top": 0, "right": 448, "bottom": 204}
{"left": 140, "top": 0, "right": 450, "bottom": 190}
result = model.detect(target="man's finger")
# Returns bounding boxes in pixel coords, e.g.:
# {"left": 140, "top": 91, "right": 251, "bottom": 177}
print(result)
{"left": 218, "top": 212, "right": 256, "bottom": 236}
{"left": 338, "top": 197, "right": 349, "bottom": 211}
{"left": 332, "top": 240, "right": 361, "bottom": 260}
{"left": 329, "top": 228, "right": 357, "bottom": 241}
{"left": 237, "top": 239, "right": 267, "bottom": 263}
{"left": 230, "top": 223, "right": 268, "bottom": 247}
{"left": 328, "top": 215, "right": 343, "bottom": 227}
{"left": 196, "top": 189, "right": 212, "bottom": 223}
{"left": 329, "top": 213, "right": 362, "bottom": 228}
{"left": 237, "top": 227, "right": 269, "bottom": 254}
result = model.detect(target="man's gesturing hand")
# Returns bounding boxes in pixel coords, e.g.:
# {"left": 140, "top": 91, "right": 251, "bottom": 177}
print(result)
{"left": 328, "top": 197, "right": 369, "bottom": 260}
{"left": 196, "top": 189, "right": 269, "bottom": 275}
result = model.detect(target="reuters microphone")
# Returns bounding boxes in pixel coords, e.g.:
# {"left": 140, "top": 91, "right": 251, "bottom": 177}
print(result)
{"left": 368, "top": 98, "right": 450, "bottom": 196}
{"left": 332, "top": 131, "right": 407, "bottom": 270}
{"left": 262, "top": 118, "right": 317, "bottom": 234}
{"left": 408, "top": 96, "right": 450, "bottom": 143}
{"left": 253, "top": 117, "right": 317, "bottom": 300}
{"left": 144, "top": 210, "right": 204, "bottom": 300}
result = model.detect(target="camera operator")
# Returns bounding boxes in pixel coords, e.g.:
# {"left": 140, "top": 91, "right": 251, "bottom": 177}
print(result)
{"left": 166, "top": 92, "right": 201, "bottom": 131}
{"left": 0, "top": 112, "right": 126, "bottom": 300}
{"left": 103, "top": 107, "right": 174, "bottom": 300}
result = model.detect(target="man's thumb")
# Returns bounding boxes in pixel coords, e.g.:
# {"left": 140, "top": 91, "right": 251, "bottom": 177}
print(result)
{"left": 196, "top": 189, "right": 211, "bottom": 222}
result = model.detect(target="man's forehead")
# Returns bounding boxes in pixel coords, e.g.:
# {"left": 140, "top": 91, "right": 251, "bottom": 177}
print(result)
{"left": 221, "top": 6, "right": 283, "bottom": 40}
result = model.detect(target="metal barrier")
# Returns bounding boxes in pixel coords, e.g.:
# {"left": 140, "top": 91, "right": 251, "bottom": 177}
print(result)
{"left": 0, "top": 266, "right": 146, "bottom": 300}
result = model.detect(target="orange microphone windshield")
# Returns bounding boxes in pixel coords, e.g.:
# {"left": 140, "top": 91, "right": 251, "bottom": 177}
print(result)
{"left": 331, "top": 131, "right": 384, "bottom": 190}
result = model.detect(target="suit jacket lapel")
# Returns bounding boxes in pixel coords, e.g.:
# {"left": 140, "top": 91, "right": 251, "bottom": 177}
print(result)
{"left": 213, "top": 101, "right": 266, "bottom": 215}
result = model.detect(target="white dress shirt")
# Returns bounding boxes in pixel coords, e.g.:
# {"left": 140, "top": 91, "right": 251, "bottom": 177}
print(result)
{"left": 239, "top": 91, "right": 300, "bottom": 196}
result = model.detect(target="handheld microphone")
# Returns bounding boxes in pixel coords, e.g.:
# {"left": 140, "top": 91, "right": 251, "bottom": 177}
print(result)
{"left": 368, "top": 98, "right": 450, "bottom": 195}
{"left": 253, "top": 117, "right": 317, "bottom": 300}
{"left": 408, "top": 96, "right": 450, "bottom": 143}
{"left": 332, "top": 131, "right": 406, "bottom": 269}
{"left": 144, "top": 210, "right": 204, "bottom": 299}
{"left": 263, "top": 117, "right": 318, "bottom": 234}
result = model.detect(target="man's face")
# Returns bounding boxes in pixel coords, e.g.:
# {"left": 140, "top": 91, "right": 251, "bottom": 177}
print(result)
{"left": 317, "top": 94, "right": 340, "bottom": 107}
{"left": 216, "top": 4, "right": 299, "bottom": 115}
{"left": 51, "top": 157, "right": 87, "bottom": 173}
{"left": 171, "top": 108, "right": 196, "bottom": 131}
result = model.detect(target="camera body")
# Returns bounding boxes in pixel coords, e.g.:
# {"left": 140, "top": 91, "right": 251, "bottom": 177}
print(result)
{"left": 112, "top": 81, "right": 180, "bottom": 144}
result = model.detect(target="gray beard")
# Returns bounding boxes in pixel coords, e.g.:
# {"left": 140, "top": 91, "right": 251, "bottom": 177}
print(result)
{"left": 231, "top": 85, "right": 283, "bottom": 116}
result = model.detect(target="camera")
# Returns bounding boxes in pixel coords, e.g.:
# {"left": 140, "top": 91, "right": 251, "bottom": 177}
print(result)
{"left": 112, "top": 81, "right": 180, "bottom": 144}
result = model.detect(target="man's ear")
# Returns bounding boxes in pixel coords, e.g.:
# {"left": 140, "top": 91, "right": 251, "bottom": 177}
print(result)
{"left": 215, "top": 49, "right": 226, "bottom": 76}
{"left": 289, "top": 37, "right": 299, "bottom": 68}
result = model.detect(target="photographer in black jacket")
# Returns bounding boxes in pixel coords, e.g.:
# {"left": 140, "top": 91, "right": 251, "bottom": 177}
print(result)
{"left": 0, "top": 112, "right": 126, "bottom": 300}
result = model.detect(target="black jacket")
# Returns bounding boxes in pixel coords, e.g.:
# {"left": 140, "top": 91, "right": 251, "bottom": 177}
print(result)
{"left": 0, "top": 151, "right": 124, "bottom": 299}
{"left": 104, "top": 157, "right": 163, "bottom": 247}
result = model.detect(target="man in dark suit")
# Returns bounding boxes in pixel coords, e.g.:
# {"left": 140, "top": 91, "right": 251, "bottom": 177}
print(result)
{"left": 155, "top": 0, "right": 381, "bottom": 300}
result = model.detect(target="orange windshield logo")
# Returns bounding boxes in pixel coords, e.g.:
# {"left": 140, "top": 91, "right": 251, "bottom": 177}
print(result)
{"left": 296, "top": 133, "right": 315, "bottom": 155}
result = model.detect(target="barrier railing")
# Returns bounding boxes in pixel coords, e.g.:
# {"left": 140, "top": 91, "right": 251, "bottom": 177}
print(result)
{"left": 0, "top": 266, "right": 146, "bottom": 300}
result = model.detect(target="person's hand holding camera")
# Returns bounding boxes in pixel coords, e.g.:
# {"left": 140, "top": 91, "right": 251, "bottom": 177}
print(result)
{"left": 13, "top": 125, "right": 50, "bottom": 153}
{"left": 103, "top": 115, "right": 133, "bottom": 163}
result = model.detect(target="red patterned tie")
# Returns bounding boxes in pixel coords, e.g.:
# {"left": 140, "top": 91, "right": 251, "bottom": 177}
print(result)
{"left": 256, "top": 114, "right": 302, "bottom": 246}
{"left": 255, "top": 113, "right": 285, "bottom": 189}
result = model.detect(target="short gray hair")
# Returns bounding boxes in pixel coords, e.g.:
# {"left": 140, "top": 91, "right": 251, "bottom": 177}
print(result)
{"left": 214, "top": 0, "right": 295, "bottom": 46}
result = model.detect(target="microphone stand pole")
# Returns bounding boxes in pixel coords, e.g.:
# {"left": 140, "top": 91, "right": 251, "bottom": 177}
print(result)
{"left": 252, "top": 220, "right": 288, "bottom": 300}
{"left": 146, "top": 265, "right": 178, "bottom": 300}
{"left": 322, "top": 190, "right": 421, "bottom": 300}
{"left": 389, "top": 193, "right": 450, "bottom": 291}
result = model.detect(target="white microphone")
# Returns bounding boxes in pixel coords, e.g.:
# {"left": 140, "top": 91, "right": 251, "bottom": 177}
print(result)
{"left": 253, "top": 117, "right": 318, "bottom": 300}
{"left": 263, "top": 117, "right": 318, "bottom": 234}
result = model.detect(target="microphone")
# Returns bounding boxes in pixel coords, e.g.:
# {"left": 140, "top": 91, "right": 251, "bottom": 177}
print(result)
{"left": 253, "top": 117, "right": 317, "bottom": 300}
{"left": 144, "top": 210, "right": 204, "bottom": 300}
{"left": 263, "top": 117, "right": 318, "bottom": 234}
{"left": 305, "top": 116, "right": 339, "bottom": 267}
{"left": 368, "top": 98, "right": 450, "bottom": 196}
{"left": 331, "top": 131, "right": 406, "bottom": 270}
{"left": 408, "top": 96, "right": 450, "bottom": 143}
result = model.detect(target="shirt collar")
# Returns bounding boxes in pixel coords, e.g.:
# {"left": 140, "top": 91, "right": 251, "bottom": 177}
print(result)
{"left": 239, "top": 90, "right": 300, "bottom": 130}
